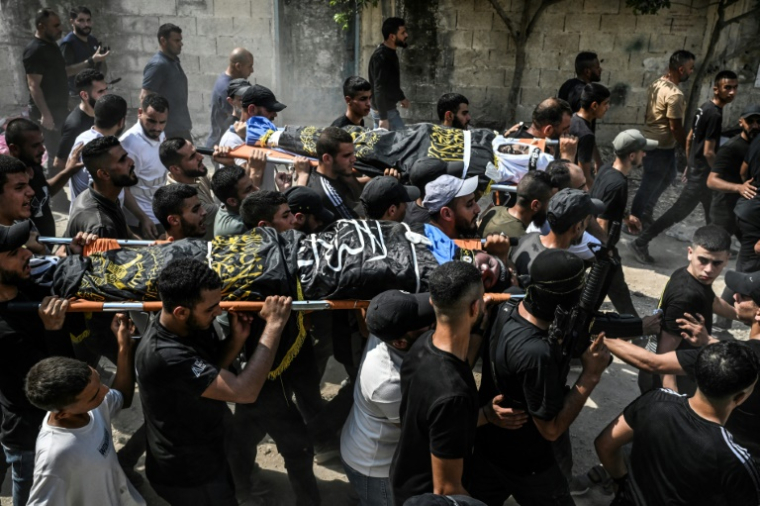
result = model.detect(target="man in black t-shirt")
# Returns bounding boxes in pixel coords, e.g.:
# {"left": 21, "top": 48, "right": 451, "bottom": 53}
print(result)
{"left": 59, "top": 6, "right": 110, "bottom": 96}
{"left": 631, "top": 71, "right": 739, "bottom": 264}
{"left": 331, "top": 76, "right": 371, "bottom": 128}
{"left": 569, "top": 83, "right": 610, "bottom": 187}
{"left": 471, "top": 249, "right": 611, "bottom": 506}
{"left": 306, "top": 127, "right": 362, "bottom": 220}
{"left": 557, "top": 52, "right": 602, "bottom": 113}
{"left": 596, "top": 341, "right": 760, "bottom": 506}
{"left": 390, "top": 261, "right": 484, "bottom": 506}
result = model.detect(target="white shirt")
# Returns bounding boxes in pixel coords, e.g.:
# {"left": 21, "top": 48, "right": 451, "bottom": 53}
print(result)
{"left": 340, "top": 334, "right": 404, "bottom": 477}
{"left": 67, "top": 128, "right": 125, "bottom": 210}
{"left": 219, "top": 126, "right": 279, "bottom": 191}
{"left": 526, "top": 221, "right": 601, "bottom": 261}
{"left": 120, "top": 123, "right": 166, "bottom": 225}
{"left": 27, "top": 389, "right": 146, "bottom": 506}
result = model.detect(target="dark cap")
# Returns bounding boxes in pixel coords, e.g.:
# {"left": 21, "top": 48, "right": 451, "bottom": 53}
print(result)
{"left": 0, "top": 220, "right": 31, "bottom": 252}
{"left": 547, "top": 188, "right": 606, "bottom": 232}
{"left": 404, "top": 494, "right": 488, "bottom": 506}
{"left": 227, "top": 78, "right": 252, "bottom": 99}
{"left": 360, "top": 176, "right": 421, "bottom": 211}
{"left": 740, "top": 105, "right": 760, "bottom": 120}
{"left": 284, "top": 186, "right": 334, "bottom": 224}
{"left": 366, "top": 290, "right": 435, "bottom": 342}
{"left": 241, "top": 84, "right": 287, "bottom": 111}
{"left": 725, "top": 270, "right": 760, "bottom": 306}
{"left": 409, "top": 157, "right": 465, "bottom": 192}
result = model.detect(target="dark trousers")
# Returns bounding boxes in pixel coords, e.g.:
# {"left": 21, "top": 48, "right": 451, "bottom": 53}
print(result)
{"left": 711, "top": 193, "right": 740, "bottom": 237}
{"left": 738, "top": 217, "right": 760, "bottom": 274}
{"left": 151, "top": 465, "right": 237, "bottom": 506}
{"left": 630, "top": 148, "right": 677, "bottom": 221}
{"left": 607, "top": 259, "right": 638, "bottom": 317}
{"left": 29, "top": 105, "right": 67, "bottom": 171}
{"left": 637, "top": 177, "right": 712, "bottom": 246}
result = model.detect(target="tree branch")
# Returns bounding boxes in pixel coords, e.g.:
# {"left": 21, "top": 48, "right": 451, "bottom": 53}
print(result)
{"left": 487, "top": 0, "right": 518, "bottom": 41}
{"left": 526, "top": 0, "right": 564, "bottom": 38}
{"left": 720, "top": 6, "right": 760, "bottom": 28}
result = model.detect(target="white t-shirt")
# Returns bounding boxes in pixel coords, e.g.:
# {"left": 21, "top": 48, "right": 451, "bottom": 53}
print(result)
{"left": 120, "top": 123, "right": 166, "bottom": 225}
{"left": 27, "top": 389, "right": 146, "bottom": 506}
{"left": 525, "top": 221, "right": 601, "bottom": 261}
{"left": 340, "top": 334, "right": 404, "bottom": 477}
{"left": 219, "top": 126, "right": 280, "bottom": 191}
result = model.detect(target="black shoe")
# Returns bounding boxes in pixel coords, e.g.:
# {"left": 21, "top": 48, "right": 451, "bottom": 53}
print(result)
{"left": 629, "top": 240, "right": 654, "bottom": 264}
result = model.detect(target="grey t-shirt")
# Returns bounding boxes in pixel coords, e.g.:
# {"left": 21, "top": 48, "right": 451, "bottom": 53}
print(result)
{"left": 142, "top": 52, "right": 192, "bottom": 135}
{"left": 213, "top": 205, "right": 246, "bottom": 237}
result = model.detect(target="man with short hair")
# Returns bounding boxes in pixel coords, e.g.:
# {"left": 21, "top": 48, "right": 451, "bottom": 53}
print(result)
{"left": 217, "top": 78, "right": 252, "bottom": 151}
{"left": 212, "top": 166, "right": 256, "bottom": 236}
{"left": 631, "top": 70, "right": 738, "bottom": 264}
{"left": 306, "top": 126, "right": 361, "bottom": 219}
{"left": 207, "top": 48, "right": 254, "bottom": 149}
{"left": 24, "top": 317, "right": 143, "bottom": 506}
{"left": 630, "top": 50, "right": 696, "bottom": 227}
{"left": 596, "top": 341, "right": 760, "bottom": 505}
{"left": 136, "top": 258, "right": 292, "bottom": 505}
{"left": 424, "top": 175, "right": 480, "bottom": 239}
{"left": 0, "top": 156, "right": 37, "bottom": 231}
{"left": 333, "top": 76, "right": 372, "bottom": 128}
{"left": 152, "top": 184, "right": 207, "bottom": 241}
{"left": 283, "top": 186, "right": 334, "bottom": 234}
{"left": 557, "top": 51, "right": 602, "bottom": 113}
{"left": 53, "top": 69, "right": 108, "bottom": 174}
{"left": 390, "top": 261, "right": 484, "bottom": 505}
{"left": 368, "top": 17, "right": 409, "bottom": 131}
{"left": 239, "top": 190, "right": 295, "bottom": 232}
{"left": 478, "top": 171, "right": 553, "bottom": 239}
{"left": 141, "top": 24, "right": 191, "bottom": 140}
{"left": 360, "top": 175, "right": 420, "bottom": 222}
{"left": 508, "top": 98, "right": 577, "bottom": 160}
{"left": 437, "top": 93, "right": 471, "bottom": 130}
{"left": 59, "top": 6, "right": 110, "bottom": 96}
{"left": 569, "top": 83, "right": 611, "bottom": 187}
{"left": 404, "top": 158, "right": 466, "bottom": 227}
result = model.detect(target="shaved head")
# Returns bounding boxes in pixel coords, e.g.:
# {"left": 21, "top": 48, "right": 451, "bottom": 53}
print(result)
{"left": 228, "top": 48, "right": 254, "bottom": 79}
{"left": 230, "top": 48, "right": 253, "bottom": 65}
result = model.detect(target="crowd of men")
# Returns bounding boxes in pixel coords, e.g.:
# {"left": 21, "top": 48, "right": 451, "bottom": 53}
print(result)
{"left": 1, "top": 7, "right": 760, "bottom": 506}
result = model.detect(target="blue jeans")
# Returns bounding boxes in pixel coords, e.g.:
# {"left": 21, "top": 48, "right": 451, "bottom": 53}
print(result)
{"left": 3, "top": 445, "right": 36, "bottom": 506}
{"left": 342, "top": 459, "right": 393, "bottom": 506}
{"left": 630, "top": 147, "right": 677, "bottom": 221}
{"left": 371, "top": 108, "right": 405, "bottom": 131}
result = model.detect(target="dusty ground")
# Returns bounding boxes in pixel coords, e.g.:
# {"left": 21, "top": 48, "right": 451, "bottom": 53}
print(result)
{"left": 1, "top": 169, "right": 748, "bottom": 506}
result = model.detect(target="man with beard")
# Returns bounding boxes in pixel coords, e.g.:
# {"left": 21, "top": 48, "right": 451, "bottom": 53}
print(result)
{"left": 631, "top": 70, "right": 738, "bottom": 264}
{"left": 59, "top": 6, "right": 110, "bottom": 96}
{"left": 424, "top": 175, "right": 481, "bottom": 239}
{"left": 284, "top": 186, "right": 334, "bottom": 234}
{"left": 0, "top": 220, "right": 91, "bottom": 506}
{"left": 437, "top": 93, "right": 471, "bottom": 130}
{"left": 160, "top": 138, "right": 218, "bottom": 240}
{"left": 557, "top": 52, "right": 602, "bottom": 113}
{"left": 507, "top": 98, "right": 578, "bottom": 161}
{"left": 332, "top": 76, "right": 372, "bottom": 128}
{"left": 136, "top": 258, "right": 291, "bottom": 505}
{"left": 306, "top": 127, "right": 361, "bottom": 220}
{"left": 630, "top": 50, "right": 696, "bottom": 229}
{"left": 360, "top": 176, "right": 420, "bottom": 222}
{"left": 390, "top": 261, "right": 484, "bottom": 505}
{"left": 120, "top": 93, "right": 170, "bottom": 239}
{"left": 479, "top": 171, "right": 553, "bottom": 239}
{"left": 66, "top": 135, "right": 138, "bottom": 239}
{"left": 368, "top": 17, "right": 409, "bottom": 131}
{"left": 53, "top": 69, "right": 108, "bottom": 174}
{"left": 152, "top": 184, "right": 207, "bottom": 241}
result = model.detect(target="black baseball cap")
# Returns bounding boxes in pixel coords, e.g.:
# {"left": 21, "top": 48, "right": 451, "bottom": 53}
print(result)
{"left": 284, "top": 186, "right": 334, "bottom": 224}
{"left": 547, "top": 188, "right": 606, "bottom": 232}
{"left": 740, "top": 105, "right": 760, "bottom": 120}
{"left": 360, "top": 176, "right": 421, "bottom": 210}
{"left": 241, "top": 84, "right": 287, "bottom": 111}
{"left": 366, "top": 290, "right": 435, "bottom": 342}
{"left": 227, "top": 78, "right": 251, "bottom": 99}
{"left": 0, "top": 220, "right": 31, "bottom": 252}
{"left": 409, "top": 157, "right": 465, "bottom": 193}
{"left": 725, "top": 270, "right": 760, "bottom": 306}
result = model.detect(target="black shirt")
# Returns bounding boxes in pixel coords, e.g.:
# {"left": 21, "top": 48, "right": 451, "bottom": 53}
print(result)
{"left": 711, "top": 134, "right": 750, "bottom": 223}
{"left": 590, "top": 164, "right": 628, "bottom": 223}
{"left": 65, "top": 186, "right": 130, "bottom": 239}
{"left": 688, "top": 101, "right": 723, "bottom": 182}
{"left": 135, "top": 321, "right": 226, "bottom": 486}
{"left": 569, "top": 113, "right": 596, "bottom": 165}
{"left": 624, "top": 388, "right": 760, "bottom": 505}
{"left": 56, "top": 107, "right": 94, "bottom": 160}
{"left": 0, "top": 285, "right": 72, "bottom": 451}
{"left": 22, "top": 37, "right": 69, "bottom": 117}
{"left": 510, "top": 232, "right": 546, "bottom": 277}
{"left": 28, "top": 165, "right": 56, "bottom": 237}
{"left": 306, "top": 169, "right": 360, "bottom": 220}
{"left": 557, "top": 78, "right": 585, "bottom": 113}
{"left": 368, "top": 44, "right": 405, "bottom": 119}
{"left": 390, "top": 331, "right": 478, "bottom": 506}
{"left": 477, "top": 304, "right": 567, "bottom": 474}
{"left": 736, "top": 135, "right": 760, "bottom": 226}
{"left": 403, "top": 201, "right": 431, "bottom": 227}
{"left": 331, "top": 115, "right": 365, "bottom": 128}
{"left": 59, "top": 32, "right": 100, "bottom": 95}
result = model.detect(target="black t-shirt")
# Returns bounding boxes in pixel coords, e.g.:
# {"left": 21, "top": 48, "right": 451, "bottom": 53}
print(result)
{"left": 569, "top": 113, "right": 596, "bottom": 164}
{"left": 390, "top": 331, "right": 479, "bottom": 506}
{"left": 135, "top": 322, "right": 227, "bottom": 486}
{"left": 711, "top": 133, "right": 750, "bottom": 217}
{"left": 57, "top": 107, "right": 94, "bottom": 160}
{"left": 735, "top": 135, "right": 760, "bottom": 226}
{"left": 688, "top": 101, "right": 723, "bottom": 182}
{"left": 510, "top": 232, "right": 546, "bottom": 277}
{"left": 624, "top": 388, "right": 760, "bottom": 505}
{"left": 403, "top": 201, "right": 431, "bottom": 227}
{"left": 659, "top": 266, "right": 715, "bottom": 337}
{"left": 59, "top": 32, "right": 100, "bottom": 95}
{"left": 330, "top": 115, "right": 364, "bottom": 128}
{"left": 558, "top": 78, "right": 585, "bottom": 113}
{"left": 305, "top": 169, "right": 361, "bottom": 220}
{"left": 27, "top": 165, "right": 55, "bottom": 237}
{"left": 590, "top": 164, "right": 627, "bottom": 223}
{"left": 0, "top": 285, "right": 73, "bottom": 451}
{"left": 22, "top": 37, "right": 69, "bottom": 117}
{"left": 477, "top": 304, "right": 567, "bottom": 474}
{"left": 677, "top": 340, "right": 760, "bottom": 457}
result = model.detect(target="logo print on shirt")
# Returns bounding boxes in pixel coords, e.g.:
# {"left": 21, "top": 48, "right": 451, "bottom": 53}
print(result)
{"left": 98, "top": 428, "right": 110, "bottom": 456}
{"left": 192, "top": 359, "right": 206, "bottom": 378}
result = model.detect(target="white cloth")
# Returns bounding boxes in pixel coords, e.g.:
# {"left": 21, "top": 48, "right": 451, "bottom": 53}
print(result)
{"left": 340, "top": 335, "right": 404, "bottom": 478}
{"left": 491, "top": 135, "right": 554, "bottom": 184}
{"left": 27, "top": 389, "right": 145, "bottom": 506}
{"left": 119, "top": 123, "right": 166, "bottom": 225}
{"left": 219, "top": 126, "right": 279, "bottom": 191}
{"left": 525, "top": 221, "right": 601, "bottom": 261}
{"left": 68, "top": 128, "right": 102, "bottom": 204}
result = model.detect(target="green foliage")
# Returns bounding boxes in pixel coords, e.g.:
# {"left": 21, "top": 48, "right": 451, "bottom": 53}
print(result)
{"left": 331, "top": 0, "right": 380, "bottom": 30}
{"left": 626, "top": 0, "right": 672, "bottom": 15}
